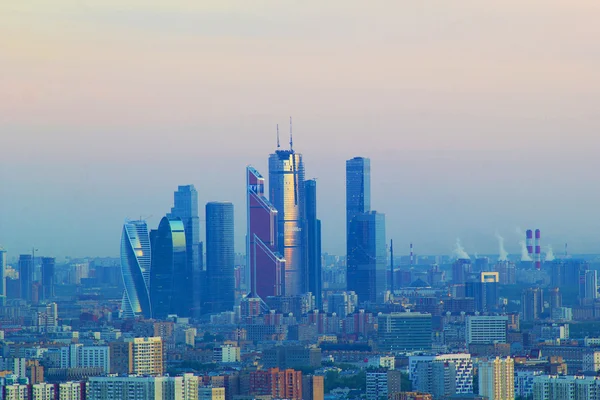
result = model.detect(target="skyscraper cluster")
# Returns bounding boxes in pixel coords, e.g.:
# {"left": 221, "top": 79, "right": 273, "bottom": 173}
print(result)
{"left": 120, "top": 185, "right": 235, "bottom": 319}
{"left": 118, "top": 124, "right": 394, "bottom": 319}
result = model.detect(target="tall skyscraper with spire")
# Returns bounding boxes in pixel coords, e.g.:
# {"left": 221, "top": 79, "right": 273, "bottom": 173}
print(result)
{"left": 120, "top": 220, "right": 152, "bottom": 319}
{"left": 246, "top": 166, "right": 285, "bottom": 300}
{"left": 167, "top": 185, "right": 202, "bottom": 316}
{"left": 268, "top": 121, "right": 307, "bottom": 296}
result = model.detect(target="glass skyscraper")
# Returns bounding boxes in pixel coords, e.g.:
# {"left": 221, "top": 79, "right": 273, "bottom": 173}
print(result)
{"left": 347, "top": 211, "right": 387, "bottom": 304}
{"left": 120, "top": 220, "right": 152, "bottom": 319}
{"left": 205, "top": 202, "right": 235, "bottom": 314}
{"left": 19, "top": 254, "right": 33, "bottom": 302}
{"left": 246, "top": 166, "right": 285, "bottom": 300}
{"left": 167, "top": 185, "right": 202, "bottom": 317}
{"left": 150, "top": 217, "right": 188, "bottom": 319}
{"left": 41, "top": 257, "right": 55, "bottom": 301}
{"left": 0, "top": 249, "right": 6, "bottom": 305}
{"left": 346, "top": 157, "right": 371, "bottom": 233}
{"left": 269, "top": 149, "right": 307, "bottom": 296}
{"left": 305, "top": 179, "right": 322, "bottom": 310}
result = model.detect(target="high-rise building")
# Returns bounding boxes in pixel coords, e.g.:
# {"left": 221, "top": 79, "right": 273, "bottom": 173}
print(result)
{"left": 120, "top": 220, "right": 152, "bottom": 319}
{"left": 378, "top": 312, "right": 432, "bottom": 352}
{"left": 532, "top": 375, "right": 600, "bottom": 400}
{"left": 305, "top": 179, "right": 322, "bottom": 310}
{"left": 126, "top": 337, "right": 164, "bottom": 376}
{"left": 346, "top": 157, "right": 371, "bottom": 232}
{"left": 347, "top": 211, "right": 387, "bottom": 304}
{"left": 302, "top": 375, "right": 324, "bottom": 400}
{"left": 452, "top": 259, "right": 472, "bottom": 284}
{"left": 478, "top": 357, "right": 514, "bottom": 400}
{"left": 205, "top": 202, "right": 235, "bottom": 314}
{"left": 18, "top": 254, "right": 33, "bottom": 302}
{"left": 167, "top": 185, "right": 202, "bottom": 317}
{"left": 87, "top": 374, "right": 198, "bottom": 400}
{"left": 250, "top": 368, "right": 303, "bottom": 400}
{"left": 0, "top": 248, "right": 6, "bottom": 305}
{"left": 366, "top": 370, "right": 389, "bottom": 400}
{"left": 466, "top": 315, "right": 508, "bottom": 345}
{"left": 246, "top": 166, "right": 285, "bottom": 301}
{"left": 41, "top": 257, "right": 55, "bottom": 301}
{"left": 59, "top": 344, "right": 110, "bottom": 373}
{"left": 409, "top": 354, "right": 474, "bottom": 395}
{"left": 522, "top": 287, "right": 544, "bottom": 322}
{"left": 415, "top": 361, "right": 457, "bottom": 399}
{"left": 579, "top": 269, "right": 598, "bottom": 305}
{"left": 269, "top": 143, "right": 307, "bottom": 296}
{"left": 465, "top": 272, "right": 499, "bottom": 312}
{"left": 150, "top": 217, "right": 188, "bottom": 319}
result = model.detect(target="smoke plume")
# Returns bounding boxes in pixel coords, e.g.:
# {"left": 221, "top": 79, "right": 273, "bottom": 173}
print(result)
{"left": 495, "top": 232, "right": 509, "bottom": 262}
{"left": 545, "top": 245, "right": 555, "bottom": 262}
{"left": 520, "top": 240, "right": 532, "bottom": 262}
{"left": 453, "top": 238, "right": 470, "bottom": 260}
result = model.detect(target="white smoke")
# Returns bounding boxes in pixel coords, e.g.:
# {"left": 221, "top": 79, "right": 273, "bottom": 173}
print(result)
{"left": 453, "top": 238, "right": 470, "bottom": 260}
{"left": 520, "top": 240, "right": 533, "bottom": 262}
{"left": 496, "top": 232, "right": 509, "bottom": 262}
{"left": 545, "top": 245, "right": 555, "bottom": 262}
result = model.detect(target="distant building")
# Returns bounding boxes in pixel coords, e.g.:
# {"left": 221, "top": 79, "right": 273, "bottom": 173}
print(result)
{"left": 249, "top": 368, "right": 302, "bottom": 400}
{"left": 478, "top": 357, "right": 514, "bottom": 400}
{"left": 18, "top": 254, "right": 33, "bottom": 302}
{"left": 409, "top": 354, "right": 473, "bottom": 395}
{"left": 205, "top": 202, "right": 235, "bottom": 314}
{"left": 522, "top": 287, "right": 544, "bottom": 322}
{"left": 347, "top": 211, "right": 387, "bottom": 304}
{"left": 59, "top": 344, "right": 110, "bottom": 373}
{"left": 120, "top": 220, "right": 152, "bottom": 319}
{"left": 41, "top": 257, "right": 55, "bottom": 301}
{"left": 213, "top": 345, "right": 240, "bottom": 364}
{"left": 466, "top": 315, "right": 508, "bottom": 345}
{"left": 302, "top": 375, "right": 324, "bottom": 400}
{"left": 87, "top": 374, "right": 198, "bottom": 400}
{"left": 150, "top": 217, "right": 188, "bottom": 319}
{"left": 378, "top": 312, "right": 432, "bottom": 352}
{"left": 532, "top": 375, "right": 600, "bottom": 400}
{"left": 305, "top": 179, "right": 322, "bottom": 310}
{"left": 199, "top": 386, "right": 226, "bottom": 400}
{"left": 109, "top": 337, "right": 164, "bottom": 376}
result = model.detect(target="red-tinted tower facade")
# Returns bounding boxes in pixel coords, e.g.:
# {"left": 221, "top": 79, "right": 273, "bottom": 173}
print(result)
{"left": 247, "top": 166, "right": 286, "bottom": 300}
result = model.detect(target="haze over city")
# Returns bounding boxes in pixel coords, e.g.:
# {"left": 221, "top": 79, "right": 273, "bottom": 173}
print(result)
{"left": 2, "top": 1, "right": 600, "bottom": 258}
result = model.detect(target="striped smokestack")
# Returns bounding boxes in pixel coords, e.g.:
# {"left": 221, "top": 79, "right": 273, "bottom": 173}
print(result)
{"left": 535, "top": 229, "right": 541, "bottom": 270}
{"left": 526, "top": 229, "right": 534, "bottom": 260}
{"left": 410, "top": 243, "right": 414, "bottom": 266}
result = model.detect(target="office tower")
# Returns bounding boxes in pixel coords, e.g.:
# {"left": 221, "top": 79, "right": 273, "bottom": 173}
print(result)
{"left": 18, "top": 254, "right": 33, "bottom": 302}
{"left": 347, "top": 211, "right": 387, "bottom": 304}
{"left": 269, "top": 139, "right": 307, "bottom": 296}
{"left": 246, "top": 166, "right": 285, "bottom": 300}
{"left": 409, "top": 354, "right": 474, "bottom": 395}
{"left": 378, "top": 312, "right": 432, "bottom": 352}
{"left": 150, "top": 217, "right": 188, "bottom": 319}
{"left": 465, "top": 272, "right": 499, "bottom": 312}
{"left": 414, "top": 361, "right": 456, "bottom": 399}
{"left": 206, "top": 202, "right": 235, "bottom": 314}
{"left": 466, "top": 315, "right": 508, "bottom": 345}
{"left": 0, "top": 248, "right": 6, "bottom": 305}
{"left": 522, "top": 287, "right": 544, "bottom": 322}
{"left": 305, "top": 179, "right": 322, "bottom": 310}
{"left": 346, "top": 157, "right": 371, "bottom": 230}
{"left": 478, "top": 357, "right": 515, "bottom": 400}
{"left": 167, "top": 185, "right": 202, "bottom": 317}
{"left": 41, "top": 257, "right": 55, "bottom": 301}
{"left": 579, "top": 269, "right": 598, "bottom": 305}
{"left": 120, "top": 220, "right": 152, "bottom": 319}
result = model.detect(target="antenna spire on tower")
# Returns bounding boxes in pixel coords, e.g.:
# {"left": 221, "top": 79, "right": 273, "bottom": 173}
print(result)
{"left": 289, "top": 116, "right": 293, "bottom": 151}
{"left": 276, "top": 124, "right": 280, "bottom": 148}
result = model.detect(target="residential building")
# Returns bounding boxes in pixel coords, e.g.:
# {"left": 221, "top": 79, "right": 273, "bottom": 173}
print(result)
{"left": 478, "top": 357, "right": 515, "bottom": 400}
{"left": 409, "top": 354, "right": 473, "bottom": 395}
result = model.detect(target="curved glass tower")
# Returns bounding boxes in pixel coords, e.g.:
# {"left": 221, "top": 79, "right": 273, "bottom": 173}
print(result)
{"left": 150, "top": 217, "right": 187, "bottom": 319}
{"left": 120, "top": 220, "right": 152, "bottom": 319}
{"left": 269, "top": 149, "right": 306, "bottom": 296}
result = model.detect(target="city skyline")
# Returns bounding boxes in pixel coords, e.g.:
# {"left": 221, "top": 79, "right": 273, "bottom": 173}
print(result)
{"left": 2, "top": 1, "right": 600, "bottom": 258}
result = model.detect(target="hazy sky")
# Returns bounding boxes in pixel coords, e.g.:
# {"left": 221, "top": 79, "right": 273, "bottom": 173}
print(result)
{"left": 2, "top": 1, "right": 600, "bottom": 260}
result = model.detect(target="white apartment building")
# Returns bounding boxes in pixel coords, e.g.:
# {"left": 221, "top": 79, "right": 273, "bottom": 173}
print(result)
{"left": 409, "top": 353, "right": 474, "bottom": 394}
{"left": 533, "top": 375, "right": 600, "bottom": 400}
{"left": 87, "top": 374, "right": 198, "bottom": 400}
{"left": 59, "top": 344, "right": 110, "bottom": 373}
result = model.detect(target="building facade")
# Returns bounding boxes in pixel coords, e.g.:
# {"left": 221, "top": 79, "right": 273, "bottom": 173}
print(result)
{"left": 205, "top": 202, "right": 235, "bottom": 314}
{"left": 305, "top": 179, "right": 322, "bottom": 310}
{"left": 120, "top": 220, "right": 152, "bottom": 319}
{"left": 466, "top": 316, "right": 508, "bottom": 345}
{"left": 378, "top": 312, "right": 432, "bottom": 352}
{"left": 478, "top": 357, "right": 515, "bottom": 400}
